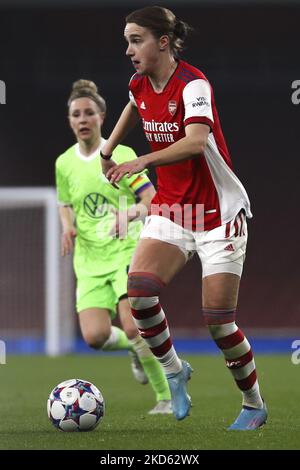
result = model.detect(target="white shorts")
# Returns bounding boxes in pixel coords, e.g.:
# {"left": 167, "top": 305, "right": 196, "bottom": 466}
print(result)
{"left": 140, "top": 213, "right": 248, "bottom": 278}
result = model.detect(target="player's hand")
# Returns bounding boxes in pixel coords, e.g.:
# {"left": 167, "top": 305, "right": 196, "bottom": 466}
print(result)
{"left": 100, "top": 158, "right": 120, "bottom": 189}
{"left": 100, "top": 157, "right": 116, "bottom": 177}
{"left": 61, "top": 227, "right": 77, "bottom": 256}
{"left": 106, "top": 157, "right": 147, "bottom": 185}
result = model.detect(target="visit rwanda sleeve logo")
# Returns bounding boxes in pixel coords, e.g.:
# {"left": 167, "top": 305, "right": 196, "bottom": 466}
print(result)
{"left": 83, "top": 193, "right": 109, "bottom": 218}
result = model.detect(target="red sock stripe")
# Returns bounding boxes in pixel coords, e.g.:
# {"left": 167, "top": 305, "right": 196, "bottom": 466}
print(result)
{"left": 128, "top": 272, "right": 166, "bottom": 297}
{"left": 215, "top": 329, "right": 245, "bottom": 350}
{"left": 128, "top": 271, "right": 166, "bottom": 286}
{"left": 131, "top": 303, "right": 161, "bottom": 320}
{"left": 204, "top": 315, "right": 236, "bottom": 325}
{"left": 235, "top": 369, "right": 257, "bottom": 391}
{"left": 203, "top": 309, "right": 236, "bottom": 325}
{"left": 150, "top": 337, "right": 173, "bottom": 357}
{"left": 140, "top": 318, "right": 168, "bottom": 339}
{"left": 226, "top": 349, "right": 253, "bottom": 369}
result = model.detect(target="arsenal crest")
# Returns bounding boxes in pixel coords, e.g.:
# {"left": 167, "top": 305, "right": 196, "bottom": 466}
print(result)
{"left": 168, "top": 100, "right": 177, "bottom": 116}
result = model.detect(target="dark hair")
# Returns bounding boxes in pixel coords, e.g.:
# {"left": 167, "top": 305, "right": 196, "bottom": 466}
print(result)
{"left": 68, "top": 79, "right": 106, "bottom": 113}
{"left": 126, "top": 6, "right": 192, "bottom": 57}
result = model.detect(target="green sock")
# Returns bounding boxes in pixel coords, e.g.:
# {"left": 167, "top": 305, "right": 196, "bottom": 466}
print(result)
{"left": 130, "top": 335, "right": 171, "bottom": 402}
{"left": 102, "top": 326, "right": 130, "bottom": 351}
{"left": 140, "top": 355, "right": 171, "bottom": 401}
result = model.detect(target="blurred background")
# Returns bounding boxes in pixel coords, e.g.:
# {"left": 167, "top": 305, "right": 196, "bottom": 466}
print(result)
{"left": 0, "top": 0, "right": 300, "bottom": 355}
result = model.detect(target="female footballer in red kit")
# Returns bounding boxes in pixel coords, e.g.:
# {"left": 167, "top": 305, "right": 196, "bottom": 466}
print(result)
{"left": 101, "top": 6, "right": 267, "bottom": 430}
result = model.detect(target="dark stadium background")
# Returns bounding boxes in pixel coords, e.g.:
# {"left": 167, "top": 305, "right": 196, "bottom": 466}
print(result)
{"left": 0, "top": 0, "right": 300, "bottom": 340}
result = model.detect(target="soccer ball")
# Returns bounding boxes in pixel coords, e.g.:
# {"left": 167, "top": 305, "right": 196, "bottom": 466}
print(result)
{"left": 47, "top": 378, "right": 105, "bottom": 432}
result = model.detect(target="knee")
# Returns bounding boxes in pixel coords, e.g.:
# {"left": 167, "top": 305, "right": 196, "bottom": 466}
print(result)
{"left": 83, "top": 330, "right": 110, "bottom": 350}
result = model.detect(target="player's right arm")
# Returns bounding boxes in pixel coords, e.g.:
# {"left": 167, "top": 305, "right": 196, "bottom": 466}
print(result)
{"left": 58, "top": 206, "right": 77, "bottom": 256}
{"left": 55, "top": 157, "right": 77, "bottom": 256}
{"left": 101, "top": 101, "right": 140, "bottom": 175}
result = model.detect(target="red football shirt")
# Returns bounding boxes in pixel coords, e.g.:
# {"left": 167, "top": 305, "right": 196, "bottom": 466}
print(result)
{"left": 129, "top": 60, "right": 252, "bottom": 231}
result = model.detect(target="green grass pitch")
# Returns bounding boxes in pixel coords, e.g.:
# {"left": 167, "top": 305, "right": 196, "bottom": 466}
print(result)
{"left": 0, "top": 354, "right": 299, "bottom": 450}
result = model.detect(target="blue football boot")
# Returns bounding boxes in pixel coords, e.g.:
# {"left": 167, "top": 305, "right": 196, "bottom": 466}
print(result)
{"left": 166, "top": 360, "right": 193, "bottom": 421}
{"left": 228, "top": 401, "right": 268, "bottom": 431}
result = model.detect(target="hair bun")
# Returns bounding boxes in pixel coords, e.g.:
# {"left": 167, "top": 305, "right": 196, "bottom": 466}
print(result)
{"left": 174, "top": 20, "right": 189, "bottom": 39}
{"left": 72, "top": 79, "right": 98, "bottom": 94}
{"left": 68, "top": 78, "right": 106, "bottom": 113}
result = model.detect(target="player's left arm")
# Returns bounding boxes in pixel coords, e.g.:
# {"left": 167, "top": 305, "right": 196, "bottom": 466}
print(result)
{"left": 107, "top": 123, "right": 209, "bottom": 183}
{"left": 143, "top": 122, "right": 210, "bottom": 167}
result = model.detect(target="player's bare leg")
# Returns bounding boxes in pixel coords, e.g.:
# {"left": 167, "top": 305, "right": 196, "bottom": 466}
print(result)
{"left": 79, "top": 306, "right": 148, "bottom": 385}
{"left": 79, "top": 308, "right": 130, "bottom": 351}
{"left": 127, "top": 238, "right": 193, "bottom": 420}
{"left": 202, "top": 273, "right": 267, "bottom": 430}
{"left": 79, "top": 308, "right": 112, "bottom": 348}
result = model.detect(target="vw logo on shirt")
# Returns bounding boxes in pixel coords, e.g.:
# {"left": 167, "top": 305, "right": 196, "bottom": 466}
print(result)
{"left": 83, "top": 193, "right": 109, "bottom": 218}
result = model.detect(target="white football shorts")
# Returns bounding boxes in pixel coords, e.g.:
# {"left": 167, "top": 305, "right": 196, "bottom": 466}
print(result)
{"left": 140, "top": 212, "right": 248, "bottom": 278}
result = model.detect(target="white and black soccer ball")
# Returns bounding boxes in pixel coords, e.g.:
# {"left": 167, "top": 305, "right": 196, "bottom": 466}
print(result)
{"left": 47, "top": 379, "right": 105, "bottom": 432}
